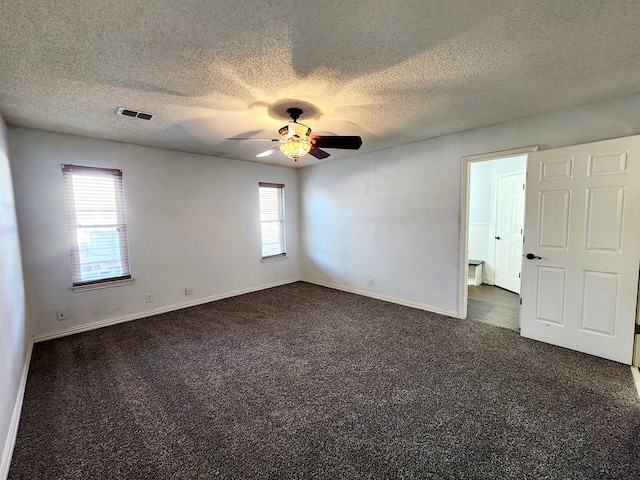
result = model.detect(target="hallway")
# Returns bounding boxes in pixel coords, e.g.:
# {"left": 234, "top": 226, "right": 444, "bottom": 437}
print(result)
{"left": 468, "top": 284, "right": 519, "bottom": 331}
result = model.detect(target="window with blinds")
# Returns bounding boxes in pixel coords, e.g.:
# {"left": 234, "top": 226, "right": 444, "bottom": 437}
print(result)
{"left": 259, "top": 182, "right": 286, "bottom": 259}
{"left": 62, "top": 164, "right": 131, "bottom": 287}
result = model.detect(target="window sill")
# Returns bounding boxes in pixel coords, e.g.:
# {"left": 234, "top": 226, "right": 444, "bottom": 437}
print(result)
{"left": 261, "top": 255, "right": 287, "bottom": 264}
{"left": 71, "top": 278, "right": 134, "bottom": 292}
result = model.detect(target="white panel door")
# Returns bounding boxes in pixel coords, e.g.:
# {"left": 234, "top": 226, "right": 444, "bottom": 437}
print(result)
{"left": 521, "top": 135, "right": 640, "bottom": 364}
{"left": 494, "top": 173, "right": 525, "bottom": 293}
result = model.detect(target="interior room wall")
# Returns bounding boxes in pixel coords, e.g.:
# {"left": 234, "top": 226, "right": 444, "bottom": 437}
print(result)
{"left": 467, "top": 160, "right": 492, "bottom": 271}
{"left": 299, "top": 92, "right": 640, "bottom": 317}
{"left": 8, "top": 128, "right": 301, "bottom": 338}
{"left": 468, "top": 155, "right": 526, "bottom": 283}
{"left": 0, "top": 116, "right": 28, "bottom": 477}
{"left": 299, "top": 135, "right": 463, "bottom": 316}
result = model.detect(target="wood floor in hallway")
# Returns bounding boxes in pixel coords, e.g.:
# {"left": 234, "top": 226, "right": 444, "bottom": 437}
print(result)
{"left": 468, "top": 284, "right": 520, "bottom": 331}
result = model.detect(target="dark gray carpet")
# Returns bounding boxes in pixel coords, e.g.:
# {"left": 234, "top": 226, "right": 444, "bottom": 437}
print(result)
{"left": 9, "top": 282, "right": 640, "bottom": 479}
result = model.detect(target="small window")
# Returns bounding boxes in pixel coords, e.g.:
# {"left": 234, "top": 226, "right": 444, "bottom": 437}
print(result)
{"left": 259, "top": 182, "right": 286, "bottom": 259}
{"left": 62, "top": 164, "right": 132, "bottom": 287}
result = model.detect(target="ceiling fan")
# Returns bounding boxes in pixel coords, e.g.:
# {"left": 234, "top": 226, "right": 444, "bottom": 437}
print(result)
{"left": 228, "top": 107, "right": 362, "bottom": 161}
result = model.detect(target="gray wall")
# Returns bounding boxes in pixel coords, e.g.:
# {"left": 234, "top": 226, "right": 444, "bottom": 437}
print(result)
{"left": 299, "top": 93, "right": 640, "bottom": 316}
{"left": 9, "top": 128, "right": 301, "bottom": 337}
{"left": 0, "top": 116, "right": 28, "bottom": 476}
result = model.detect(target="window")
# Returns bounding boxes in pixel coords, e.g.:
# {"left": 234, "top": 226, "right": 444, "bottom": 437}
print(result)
{"left": 62, "top": 164, "right": 131, "bottom": 287}
{"left": 259, "top": 182, "right": 285, "bottom": 259}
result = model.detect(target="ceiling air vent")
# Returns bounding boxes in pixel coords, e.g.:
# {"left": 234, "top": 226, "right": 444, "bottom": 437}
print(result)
{"left": 117, "top": 107, "right": 155, "bottom": 121}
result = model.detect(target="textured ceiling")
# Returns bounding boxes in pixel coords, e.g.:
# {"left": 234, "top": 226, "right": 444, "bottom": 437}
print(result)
{"left": 1, "top": 1, "right": 640, "bottom": 168}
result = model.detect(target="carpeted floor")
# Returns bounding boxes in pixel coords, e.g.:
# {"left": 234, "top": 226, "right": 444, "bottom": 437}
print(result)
{"left": 9, "top": 282, "right": 640, "bottom": 479}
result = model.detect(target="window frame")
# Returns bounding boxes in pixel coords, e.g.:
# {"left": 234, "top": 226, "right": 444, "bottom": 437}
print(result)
{"left": 259, "top": 182, "right": 286, "bottom": 260}
{"left": 62, "top": 164, "right": 132, "bottom": 289}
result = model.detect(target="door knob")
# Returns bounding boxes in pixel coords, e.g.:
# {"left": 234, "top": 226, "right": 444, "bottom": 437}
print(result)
{"left": 526, "top": 253, "right": 542, "bottom": 260}
{"left": 495, "top": 236, "right": 501, "bottom": 240}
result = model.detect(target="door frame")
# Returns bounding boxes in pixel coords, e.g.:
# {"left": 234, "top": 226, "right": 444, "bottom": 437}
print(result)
{"left": 459, "top": 146, "right": 538, "bottom": 319}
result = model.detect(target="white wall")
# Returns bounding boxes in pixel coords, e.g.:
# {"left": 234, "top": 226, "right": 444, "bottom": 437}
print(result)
{"left": 469, "top": 155, "right": 527, "bottom": 225}
{"left": 299, "top": 92, "right": 640, "bottom": 316}
{"left": 300, "top": 135, "right": 462, "bottom": 315}
{"left": 468, "top": 160, "right": 493, "bottom": 224}
{"left": 9, "top": 128, "right": 300, "bottom": 337}
{"left": 0, "top": 117, "right": 28, "bottom": 477}
{"left": 467, "top": 160, "right": 492, "bottom": 275}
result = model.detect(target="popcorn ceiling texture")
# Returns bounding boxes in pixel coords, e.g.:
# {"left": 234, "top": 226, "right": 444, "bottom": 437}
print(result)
{"left": 1, "top": 1, "right": 640, "bottom": 167}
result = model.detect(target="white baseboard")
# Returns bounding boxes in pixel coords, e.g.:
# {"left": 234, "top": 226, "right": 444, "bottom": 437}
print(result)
{"left": 33, "top": 279, "right": 300, "bottom": 343}
{"left": 1, "top": 338, "right": 33, "bottom": 480}
{"left": 301, "top": 278, "right": 462, "bottom": 319}
{"left": 34, "top": 278, "right": 462, "bottom": 342}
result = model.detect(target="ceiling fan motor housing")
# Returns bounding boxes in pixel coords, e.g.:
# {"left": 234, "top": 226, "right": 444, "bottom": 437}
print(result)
{"left": 279, "top": 122, "right": 312, "bottom": 140}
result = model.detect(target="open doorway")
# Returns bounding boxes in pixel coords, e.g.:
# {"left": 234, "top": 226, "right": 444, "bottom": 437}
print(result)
{"left": 460, "top": 147, "right": 538, "bottom": 331}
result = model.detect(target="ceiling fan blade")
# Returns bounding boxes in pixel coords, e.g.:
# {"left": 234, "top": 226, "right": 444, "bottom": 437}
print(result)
{"left": 256, "top": 146, "right": 280, "bottom": 158}
{"left": 311, "top": 135, "right": 362, "bottom": 150}
{"left": 227, "top": 137, "right": 279, "bottom": 142}
{"left": 308, "top": 147, "right": 330, "bottom": 159}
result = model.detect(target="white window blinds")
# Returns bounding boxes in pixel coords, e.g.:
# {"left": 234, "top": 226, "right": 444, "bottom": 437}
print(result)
{"left": 62, "top": 164, "right": 131, "bottom": 286}
{"left": 259, "top": 183, "right": 286, "bottom": 258}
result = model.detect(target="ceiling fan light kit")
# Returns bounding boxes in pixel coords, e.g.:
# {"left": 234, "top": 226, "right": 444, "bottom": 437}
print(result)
{"left": 279, "top": 138, "right": 311, "bottom": 160}
{"left": 229, "top": 106, "right": 362, "bottom": 163}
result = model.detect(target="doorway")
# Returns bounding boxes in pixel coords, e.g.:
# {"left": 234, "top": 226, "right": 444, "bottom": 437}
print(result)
{"left": 467, "top": 284, "right": 520, "bottom": 330}
{"left": 460, "top": 146, "right": 538, "bottom": 331}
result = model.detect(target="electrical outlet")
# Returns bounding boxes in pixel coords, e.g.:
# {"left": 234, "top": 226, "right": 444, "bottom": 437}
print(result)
{"left": 367, "top": 278, "right": 374, "bottom": 286}
{"left": 275, "top": 270, "right": 280, "bottom": 277}
{"left": 145, "top": 293, "right": 153, "bottom": 303}
{"left": 185, "top": 286, "right": 192, "bottom": 295}
{"left": 56, "top": 310, "right": 67, "bottom": 321}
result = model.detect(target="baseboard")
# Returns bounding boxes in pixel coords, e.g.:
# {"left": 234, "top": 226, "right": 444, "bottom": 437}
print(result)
{"left": 33, "top": 279, "right": 300, "bottom": 343}
{"left": 1, "top": 338, "right": 33, "bottom": 480}
{"left": 33, "top": 278, "right": 462, "bottom": 342}
{"left": 631, "top": 366, "right": 640, "bottom": 400}
{"left": 301, "top": 278, "right": 462, "bottom": 319}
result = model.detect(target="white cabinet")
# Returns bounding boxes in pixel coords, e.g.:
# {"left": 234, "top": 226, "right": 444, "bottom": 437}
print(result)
{"left": 468, "top": 260, "right": 484, "bottom": 286}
